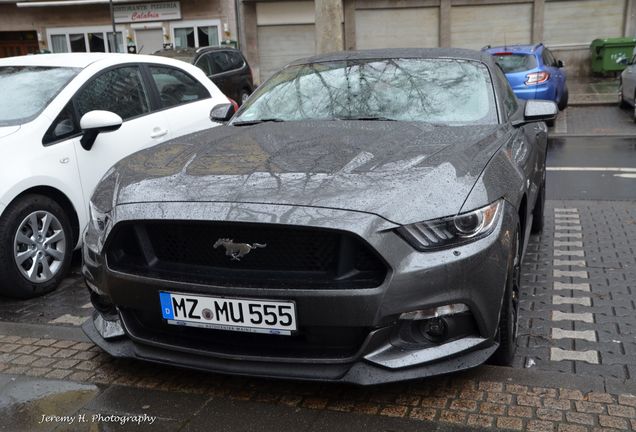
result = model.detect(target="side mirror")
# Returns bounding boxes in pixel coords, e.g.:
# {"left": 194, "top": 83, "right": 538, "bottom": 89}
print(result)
{"left": 210, "top": 103, "right": 236, "bottom": 123}
{"left": 79, "top": 110, "right": 122, "bottom": 151}
{"left": 557, "top": 59, "right": 564, "bottom": 68}
{"left": 524, "top": 100, "right": 558, "bottom": 123}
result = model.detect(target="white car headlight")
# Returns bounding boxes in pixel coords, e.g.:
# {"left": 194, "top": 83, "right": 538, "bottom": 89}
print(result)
{"left": 397, "top": 200, "right": 503, "bottom": 251}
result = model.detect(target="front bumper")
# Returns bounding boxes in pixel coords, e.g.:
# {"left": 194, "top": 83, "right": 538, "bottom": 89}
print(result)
{"left": 82, "top": 201, "right": 516, "bottom": 385}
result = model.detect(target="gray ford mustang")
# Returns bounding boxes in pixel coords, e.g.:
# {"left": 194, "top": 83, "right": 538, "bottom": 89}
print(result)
{"left": 82, "top": 48, "right": 556, "bottom": 385}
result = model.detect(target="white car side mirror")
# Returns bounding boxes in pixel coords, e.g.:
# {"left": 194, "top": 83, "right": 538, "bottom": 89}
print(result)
{"left": 80, "top": 110, "right": 123, "bottom": 151}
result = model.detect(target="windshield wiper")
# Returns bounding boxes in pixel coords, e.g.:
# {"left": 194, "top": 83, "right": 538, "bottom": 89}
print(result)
{"left": 232, "top": 118, "right": 285, "bottom": 126}
{"left": 335, "top": 116, "right": 397, "bottom": 121}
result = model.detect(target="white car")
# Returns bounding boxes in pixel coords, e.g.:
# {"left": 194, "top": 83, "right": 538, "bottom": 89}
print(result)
{"left": 0, "top": 53, "right": 229, "bottom": 298}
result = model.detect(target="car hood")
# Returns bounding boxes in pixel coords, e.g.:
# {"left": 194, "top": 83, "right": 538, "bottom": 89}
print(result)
{"left": 107, "top": 121, "right": 509, "bottom": 225}
{"left": 0, "top": 125, "right": 21, "bottom": 140}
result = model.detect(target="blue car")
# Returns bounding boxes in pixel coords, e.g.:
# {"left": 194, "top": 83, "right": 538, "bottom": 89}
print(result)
{"left": 484, "top": 43, "right": 568, "bottom": 110}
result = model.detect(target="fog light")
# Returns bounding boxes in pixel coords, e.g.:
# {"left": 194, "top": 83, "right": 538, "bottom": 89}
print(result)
{"left": 422, "top": 317, "right": 447, "bottom": 339}
{"left": 400, "top": 303, "right": 469, "bottom": 321}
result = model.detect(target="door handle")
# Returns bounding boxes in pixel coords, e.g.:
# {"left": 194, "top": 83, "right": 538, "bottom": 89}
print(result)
{"left": 151, "top": 128, "right": 168, "bottom": 139}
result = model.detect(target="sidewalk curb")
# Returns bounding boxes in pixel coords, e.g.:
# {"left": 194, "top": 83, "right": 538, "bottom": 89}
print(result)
{"left": 0, "top": 320, "right": 89, "bottom": 342}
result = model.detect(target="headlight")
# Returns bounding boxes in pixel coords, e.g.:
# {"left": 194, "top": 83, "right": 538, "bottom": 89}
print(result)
{"left": 89, "top": 201, "right": 110, "bottom": 233}
{"left": 397, "top": 200, "right": 503, "bottom": 251}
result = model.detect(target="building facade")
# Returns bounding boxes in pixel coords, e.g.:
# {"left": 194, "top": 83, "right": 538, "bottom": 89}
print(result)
{"left": 240, "top": 0, "right": 636, "bottom": 83}
{"left": 0, "top": 0, "right": 238, "bottom": 57}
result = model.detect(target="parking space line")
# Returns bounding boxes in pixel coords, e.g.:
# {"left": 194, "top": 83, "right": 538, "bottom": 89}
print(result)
{"left": 553, "top": 259, "right": 586, "bottom": 267}
{"left": 551, "top": 328, "right": 596, "bottom": 341}
{"left": 550, "top": 348, "right": 599, "bottom": 364}
{"left": 553, "top": 220, "right": 581, "bottom": 225}
{"left": 555, "top": 225, "right": 582, "bottom": 231}
{"left": 553, "top": 269, "right": 588, "bottom": 278}
{"left": 554, "top": 208, "right": 578, "bottom": 212}
{"left": 554, "top": 232, "right": 583, "bottom": 239}
{"left": 553, "top": 250, "right": 585, "bottom": 257}
{"left": 553, "top": 281, "right": 591, "bottom": 291}
{"left": 552, "top": 295, "right": 591, "bottom": 306}
{"left": 553, "top": 240, "right": 584, "bottom": 247}
{"left": 552, "top": 311, "right": 594, "bottom": 323}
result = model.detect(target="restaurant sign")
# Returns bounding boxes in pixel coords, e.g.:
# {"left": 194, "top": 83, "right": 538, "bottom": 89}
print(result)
{"left": 113, "top": 1, "right": 181, "bottom": 23}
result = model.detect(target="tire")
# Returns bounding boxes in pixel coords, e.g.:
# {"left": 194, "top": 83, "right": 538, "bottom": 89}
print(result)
{"left": 239, "top": 89, "right": 251, "bottom": 106}
{"left": 0, "top": 194, "right": 73, "bottom": 299}
{"left": 489, "top": 222, "right": 521, "bottom": 366}
{"left": 531, "top": 176, "right": 545, "bottom": 234}
{"left": 619, "top": 80, "right": 630, "bottom": 109}
{"left": 557, "top": 86, "right": 569, "bottom": 111}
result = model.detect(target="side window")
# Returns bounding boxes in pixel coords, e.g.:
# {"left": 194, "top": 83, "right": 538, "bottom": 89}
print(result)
{"left": 229, "top": 52, "right": 244, "bottom": 69}
{"left": 543, "top": 49, "right": 556, "bottom": 67}
{"left": 148, "top": 65, "right": 210, "bottom": 108}
{"left": 77, "top": 66, "right": 150, "bottom": 120}
{"left": 194, "top": 55, "right": 212, "bottom": 76}
{"left": 493, "top": 65, "right": 518, "bottom": 118}
{"left": 211, "top": 52, "right": 233, "bottom": 73}
{"left": 43, "top": 101, "right": 80, "bottom": 145}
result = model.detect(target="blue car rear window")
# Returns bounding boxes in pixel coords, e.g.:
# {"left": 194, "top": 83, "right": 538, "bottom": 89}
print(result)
{"left": 492, "top": 54, "right": 538, "bottom": 73}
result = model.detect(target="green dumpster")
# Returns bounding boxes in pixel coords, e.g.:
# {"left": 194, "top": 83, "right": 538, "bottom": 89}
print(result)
{"left": 590, "top": 37, "right": 636, "bottom": 74}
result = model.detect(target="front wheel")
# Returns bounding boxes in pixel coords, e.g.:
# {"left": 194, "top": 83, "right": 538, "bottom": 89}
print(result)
{"left": 558, "top": 86, "right": 569, "bottom": 111}
{"left": 489, "top": 223, "right": 521, "bottom": 366}
{"left": 0, "top": 194, "right": 73, "bottom": 299}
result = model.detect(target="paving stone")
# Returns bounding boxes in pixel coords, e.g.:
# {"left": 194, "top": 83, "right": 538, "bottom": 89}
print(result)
{"left": 467, "top": 414, "right": 493, "bottom": 428}
{"left": 528, "top": 419, "right": 556, "bottom": 432}
{"left": 606, "top": 404, "right": 636, "bottom": 418}
{"left": 508, "top": 405, "right": 534, "bottom": 418}
{"left": 497, "top": 416, "right": 524, "bottom": 431}
{"left": 536, "top": 408, "right": 563, "bottom": 421}
{"left": 438, "top": 410, "right": 466, "bottom": 424}
{"left": 598, "top": 415, "right": 628, "bottom": 430}
{"left": 565, "top": 411, "right": 595, "bottom": 426}
{"left": 409, "top": 407, "right": 437, "bottom": 421}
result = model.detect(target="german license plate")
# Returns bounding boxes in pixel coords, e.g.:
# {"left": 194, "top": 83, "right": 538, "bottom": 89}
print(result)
{"left": 159, "top": 292, "right": 297, "bottom": 335}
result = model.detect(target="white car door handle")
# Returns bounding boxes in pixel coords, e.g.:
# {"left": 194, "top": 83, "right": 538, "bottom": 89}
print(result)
{"left": 151, "top": 128, "right": 168, "bottom": 139}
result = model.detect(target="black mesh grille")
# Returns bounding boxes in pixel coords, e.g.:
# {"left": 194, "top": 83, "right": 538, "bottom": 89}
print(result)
{"left": 106, "top": 221, "right": 388, "bottom": 289}
{"left": 121, "top": 308, "right": 368, "bottom": 360}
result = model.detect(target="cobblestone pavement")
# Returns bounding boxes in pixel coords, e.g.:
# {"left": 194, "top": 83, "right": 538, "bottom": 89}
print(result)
{"left": 1, "top": 333, "right": 636, "bottom": 432}
{"left": 550, "top": 106, "right": 636, "bottom": 137}
{"left": 568, "top": 77, "right": 618, "bottom": 106}
{"left": 516, "top": 200, "right": 636, "bottom": 381}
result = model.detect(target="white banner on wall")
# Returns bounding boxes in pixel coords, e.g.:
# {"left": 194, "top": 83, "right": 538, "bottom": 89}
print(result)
{"left": 114, "top": 1, "right": 181, "bottom": 23}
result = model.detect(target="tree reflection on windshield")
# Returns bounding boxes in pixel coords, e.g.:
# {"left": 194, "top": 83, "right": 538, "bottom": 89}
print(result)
{"left": 234, "top": 58, "right": 497, "bottom": 125}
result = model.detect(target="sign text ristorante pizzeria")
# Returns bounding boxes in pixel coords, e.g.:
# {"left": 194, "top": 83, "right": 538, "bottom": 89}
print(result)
{"left": 113, "top": 1, "right": 181, "bottom": 23}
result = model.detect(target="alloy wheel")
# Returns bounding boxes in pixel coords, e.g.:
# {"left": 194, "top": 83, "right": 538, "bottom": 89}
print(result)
{"left": 13, "top": 211, "right": 66, "bottom": 283}
{"left": 511, "top": 230, "right": 521, "bottom": 340}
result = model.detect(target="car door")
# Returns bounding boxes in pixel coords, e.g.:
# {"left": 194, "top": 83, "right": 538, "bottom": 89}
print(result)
{"left": 145, "top": 64, "right": 220, "bottom": 138}
{"left": 208, "top": 51, "right": 238, "bottom": 101}
{"left": 72, "top": 65, "right": 173, "bottom": 201}
{"left": 543, "top": 49, "right": 565, "bottom": 97}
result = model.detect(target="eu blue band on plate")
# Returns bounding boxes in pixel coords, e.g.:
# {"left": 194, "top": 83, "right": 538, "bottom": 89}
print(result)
{"left": 160, "top": 292, "right": 174, "bottom": 319}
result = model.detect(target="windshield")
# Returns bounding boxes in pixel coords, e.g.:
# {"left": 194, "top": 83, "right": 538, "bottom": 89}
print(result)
{"left": 0, "top": 66, "right": 80, "bottom": 126}
{"left": 233, "top": 58, "right": 497, "bottom": 125}
{"left": 492, "top": 54, "right": 538, "bottom": 73}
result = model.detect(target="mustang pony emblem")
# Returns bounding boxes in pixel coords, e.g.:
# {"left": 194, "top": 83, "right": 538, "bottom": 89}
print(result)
{"left": 213, "top": 238, "right": 267, "bottom": 261}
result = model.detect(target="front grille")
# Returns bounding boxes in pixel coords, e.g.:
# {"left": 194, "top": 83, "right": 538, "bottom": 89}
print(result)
{"left": 106, "top": 221, "right": 388, "bottom": 289}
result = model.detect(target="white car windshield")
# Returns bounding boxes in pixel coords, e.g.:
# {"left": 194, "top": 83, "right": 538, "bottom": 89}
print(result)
{"left": 0, "top": 66, "right": 80, "bottom": 126}
{"left": 233, "top": 58, "right": 497, "bottom": 125}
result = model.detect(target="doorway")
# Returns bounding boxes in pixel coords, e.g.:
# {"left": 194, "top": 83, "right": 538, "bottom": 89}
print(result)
{"left": 134, "top": 28, "right": 164, "bottom": 55}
